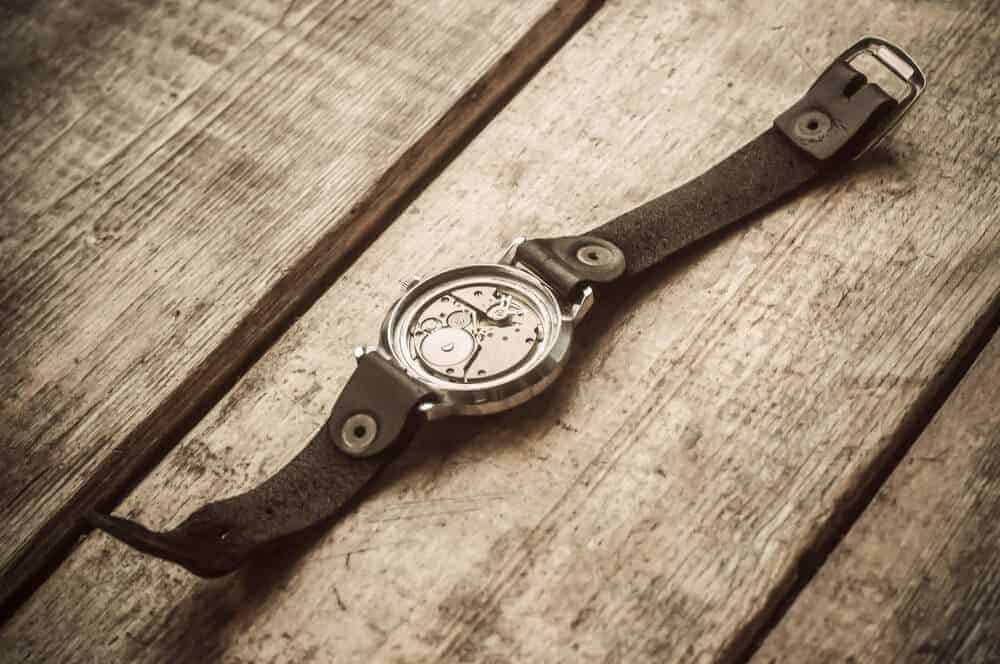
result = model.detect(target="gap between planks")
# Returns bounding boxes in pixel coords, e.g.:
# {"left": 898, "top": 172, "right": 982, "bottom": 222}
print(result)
{"left": 0, "top": 0, "right": 603, "bottom": 621}
{"left": 730, "top": 295, "right": 1000, "bottom": 663}
{"left": 753, "top": 327, "right": 1000, "bottom": 660}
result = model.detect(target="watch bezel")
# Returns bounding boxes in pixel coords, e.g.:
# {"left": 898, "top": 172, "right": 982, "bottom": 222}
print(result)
{"left": 379, "top": 263, "right": 579, "bottom": 419}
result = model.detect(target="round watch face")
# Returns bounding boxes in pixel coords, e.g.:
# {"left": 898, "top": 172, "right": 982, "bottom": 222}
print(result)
{"left": 382, "top": 264, "right": 570, "bottom": 413}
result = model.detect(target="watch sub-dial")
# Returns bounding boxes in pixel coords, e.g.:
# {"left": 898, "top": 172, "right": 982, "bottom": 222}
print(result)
{"left": 418, "top": 327, "right": 476, "bottom": 368}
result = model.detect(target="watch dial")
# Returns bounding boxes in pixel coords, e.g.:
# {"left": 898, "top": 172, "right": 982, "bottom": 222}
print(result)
{"left": 408, "top": 284, "right": 544, "bottom": 383}
{"left": 384, "top": 265, "right": 563, "bottom": 392}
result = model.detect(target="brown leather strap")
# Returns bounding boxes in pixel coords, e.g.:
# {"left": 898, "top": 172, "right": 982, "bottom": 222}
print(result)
{"left": 588, "top": 128, "right": 820, "bottom": 277}
{"left": 89, "top": 352, "right": 434, "bottom": 576}
{"left": 88, "top": 429, "right": 389, "bottom": 576}
{"left": 516, "top": 59, "right": 896, "bottom": 293}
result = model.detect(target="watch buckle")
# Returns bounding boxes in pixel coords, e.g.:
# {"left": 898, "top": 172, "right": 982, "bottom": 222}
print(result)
{"left": 834, "top": 37, "right": 926, "bottom": 159}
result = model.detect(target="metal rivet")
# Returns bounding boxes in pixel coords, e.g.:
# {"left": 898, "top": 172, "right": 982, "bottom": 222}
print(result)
{"left": 793, "top": 110, "right": 832, "bottom": 142}
{"left": 341, "top": 413, "right": 377, "bottom": 452}
{"left": 576, "top": 244, "right": 615, "bottom": 267}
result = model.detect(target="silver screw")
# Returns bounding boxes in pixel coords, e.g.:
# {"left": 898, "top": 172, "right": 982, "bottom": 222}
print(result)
{"left": 341, "top": 413, "right": 378, "bottom": 452}
{"left": 793, "top": 110, "right": 832, "bottom": 142}
{"left": 576, "top": 244, "right": 615, "bottom": 267}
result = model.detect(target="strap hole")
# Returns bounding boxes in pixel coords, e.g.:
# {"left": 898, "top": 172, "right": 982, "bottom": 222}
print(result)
{"left": 341, "top": 413, "right": 378, "bottom": 451}
{"left": 576, "top": 243, "right": 615, "bottom": 267}
{"left": 793, "top": 110, "right": 831, "bottom": 141}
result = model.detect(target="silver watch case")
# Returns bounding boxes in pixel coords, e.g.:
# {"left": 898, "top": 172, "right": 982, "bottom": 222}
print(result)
{"left": 375, "top": 239, "right": 592, "bottom": 420}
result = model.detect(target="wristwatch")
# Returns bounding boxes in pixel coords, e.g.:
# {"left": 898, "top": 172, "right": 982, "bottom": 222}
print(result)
{"left": 90, "top": 37, "right": 925, "bottom": 577}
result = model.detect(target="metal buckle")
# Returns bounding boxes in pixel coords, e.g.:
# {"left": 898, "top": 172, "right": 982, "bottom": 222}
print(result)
{"left": 835, "top": 36, "right": 926, "bottom": 159}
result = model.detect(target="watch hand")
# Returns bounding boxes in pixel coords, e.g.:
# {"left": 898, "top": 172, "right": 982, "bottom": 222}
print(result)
{"left": 451, "top": 294, "right": 515, "bottom": 327}
{"left": 449, "top": 294, "right": 489, "bottom": 318}
{"left": 462, "top": 341, "right": 482, "bottom": 382}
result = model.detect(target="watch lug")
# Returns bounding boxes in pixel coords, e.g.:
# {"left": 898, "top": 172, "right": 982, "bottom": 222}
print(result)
{"left": 353, "top": 345, "right": 381, "bottom": 363}
{"left": 565, "top": 285, "right": 594, "bottom": 324}
{"left": 418, "top": 400, "right": 447, "bottom": 420}
{"left": 498, "top": 236, "right": 526, "bottom": 265}
{"left": 500, "top": 236, "right": 594, "bottom": 323}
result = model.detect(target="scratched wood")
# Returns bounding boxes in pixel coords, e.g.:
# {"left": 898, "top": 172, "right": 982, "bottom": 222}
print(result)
{"left": 0, "top": 0, "right": 591, "bottom": 610}
{"left": 4, "top": 0, "right": 1000, "bottom": 661}
{"left": 754, "top": 331, "right": 1000, "bottom": 663}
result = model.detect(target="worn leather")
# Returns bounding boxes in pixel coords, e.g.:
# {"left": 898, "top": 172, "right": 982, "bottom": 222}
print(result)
{"left": 589, "top": 128, "right": 820, "bottom": 276}
{"left": 514, "top": 234, "right": 626, "bottom": 298}
{"left": 775, "top": 61, "right": 896, "bottom": 160}
{"left": 90, "top": 352, "right": 433, "bottom": 577}
{"left": 527, "top": 61, "right": 898, "bottom": 281}
{"left": 328, "top": 351, "right": 437, "bottom": 457}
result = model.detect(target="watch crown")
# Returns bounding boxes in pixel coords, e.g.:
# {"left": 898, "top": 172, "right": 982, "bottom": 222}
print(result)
{"left": 399, "top": 277, "right": 420, "bottom": 292}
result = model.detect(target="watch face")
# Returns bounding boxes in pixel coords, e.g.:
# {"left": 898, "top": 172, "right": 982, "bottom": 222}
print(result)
{"left": 382, "top": 265, "right": 567, "bottom": 400}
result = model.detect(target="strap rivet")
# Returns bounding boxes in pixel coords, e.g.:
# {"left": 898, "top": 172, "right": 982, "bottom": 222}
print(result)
{"left": 341, "top": 413, "right": 378, "bottom": 452}
{"left": 793, "top": 110, "right": 832, "bottom": 142}
{"left": 576, "top": 244, "right": 615, "bottom": 267}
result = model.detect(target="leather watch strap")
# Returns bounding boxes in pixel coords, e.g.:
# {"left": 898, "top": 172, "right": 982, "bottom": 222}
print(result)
{"left": 88, "top": 39, "right": 922, "bottom": 577}
{"left": 515, "top": 58, "right": 898, "bottom": 296}
{"left": 90, "top": 352, "right": 434, "bottom": 576}
{"left": 588, "top": 127, "right": 821, "bottom": 277}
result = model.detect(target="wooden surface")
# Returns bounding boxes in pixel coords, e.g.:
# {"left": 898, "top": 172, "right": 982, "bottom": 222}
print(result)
{"left": 755, "top": 331, "right": 1000, "bottom": 663}
{"left": 3, "top": 0, "right": 1000, "bottom": 662}
{"left": 0, "top": 0, "right": 593, "bottom": 610}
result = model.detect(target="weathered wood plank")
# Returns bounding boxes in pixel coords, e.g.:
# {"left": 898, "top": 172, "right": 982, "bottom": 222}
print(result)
{"left": 754, "top": 330, "right": 1000, "bottom": 663}
{"left": 4, "top": 0, "right": 999, "bottom": 661}
{"left": 0, "top": 0, "right": 593, "bottom": 612}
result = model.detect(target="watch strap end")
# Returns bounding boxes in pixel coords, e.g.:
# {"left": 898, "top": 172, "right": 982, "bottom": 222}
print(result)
{"left": 775, "top": 38, "right": 924, "bottom": 161}
{"left": 87, "top": 511, "right": 240, "bottom": 578}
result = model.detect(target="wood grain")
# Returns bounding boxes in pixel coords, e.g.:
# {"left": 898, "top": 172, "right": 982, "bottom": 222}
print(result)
{"left": 0, "top": 0, "right": 595, "bottom": 613}
{"left": 4, "top": 0, "right": 1000, "bottom": 661}
{"left": 754, "top": 330, "right": 1000, "bottom": 663}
